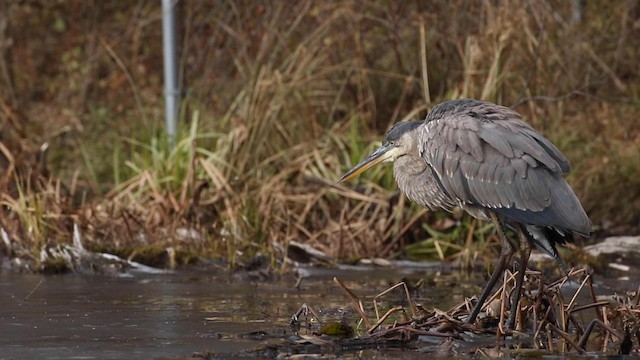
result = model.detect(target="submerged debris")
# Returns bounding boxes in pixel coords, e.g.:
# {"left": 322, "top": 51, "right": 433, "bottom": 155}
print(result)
{"left": 280, "top": 268, "right": 640, "bottom": 357}
{"left": 2, "top": 224, "right": 169, "bottom": 275}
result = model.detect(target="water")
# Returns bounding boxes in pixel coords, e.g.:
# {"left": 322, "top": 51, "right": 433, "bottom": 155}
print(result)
{"left": 1, "top": 264, "right": 635, "bottom": 359}
{"left": 0, "top": 265, "right": 463, "bottom": 359}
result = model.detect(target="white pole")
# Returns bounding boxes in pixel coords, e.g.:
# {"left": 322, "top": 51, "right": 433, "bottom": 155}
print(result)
{"left": 162, "top": 0, "right": 179, "bottom": 143}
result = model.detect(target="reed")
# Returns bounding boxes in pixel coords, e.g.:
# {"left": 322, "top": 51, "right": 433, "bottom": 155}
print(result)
{"left": 0, "top": 1, "right": 638, "bottom": 270}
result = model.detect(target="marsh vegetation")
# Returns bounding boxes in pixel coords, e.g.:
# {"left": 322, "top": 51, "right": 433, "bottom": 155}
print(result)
{"left": 0, "top": 1, "right": 639, "bottom": 275}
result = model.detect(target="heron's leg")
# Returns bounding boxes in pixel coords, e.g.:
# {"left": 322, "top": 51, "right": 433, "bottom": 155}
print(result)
{"left": 505, "top": 229, "right": 532, "bottom": 330}
{"left": 467, "top": 213, "right": 514, "bottom": 324}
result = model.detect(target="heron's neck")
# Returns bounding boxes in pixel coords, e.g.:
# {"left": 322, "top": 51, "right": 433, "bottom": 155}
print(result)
{"left": 393, "top": 155, "right": 455, "bottom": 210}
{"left": 394, "top": 155, "right": 426, "bottom": 176}
{"left": 393, "top": 155, "right": 427, "bottom": 202}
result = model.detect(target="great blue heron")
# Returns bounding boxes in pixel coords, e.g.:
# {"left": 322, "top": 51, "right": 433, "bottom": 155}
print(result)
{"left": 338, "top": 99, "right": 591, "bottom": 329}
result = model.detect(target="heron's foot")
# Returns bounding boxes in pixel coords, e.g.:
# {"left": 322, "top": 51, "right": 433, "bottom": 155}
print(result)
{"left": 466, "top": 300, "right": 482, "bottom": 324}
{"left": 505, "top": 282, "right": 524, "bottom": 330}
{"left": 505, "top": 306, "right": 518, "bottom": 331}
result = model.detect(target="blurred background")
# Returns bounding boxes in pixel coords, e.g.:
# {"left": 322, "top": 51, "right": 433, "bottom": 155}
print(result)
{"left": 0, "top": 0, "right": 639, "bottom": 271}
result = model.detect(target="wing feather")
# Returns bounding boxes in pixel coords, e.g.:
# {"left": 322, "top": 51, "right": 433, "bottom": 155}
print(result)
{"left": 522, "top": 128, "right": 571, "bottom": 174}
{"left": 467, "top": 132, "right": 483, "bottom": 161}
{"left": 478, "top": 125, "right": 514, "bottom": 158}
{"left": 510, "top": 158, "right": 528, "bottom": 178}
{"left": 495, "top": 180, "right": 512, "bottom": 208}
{"left": 460, "top": 158, "right": 480, "bottom": 179}
{"left": 502, "top": 165, "right": 515, "bottom": 184}
{"left": 421, "top": 100, "right": 572, "bottom": 215}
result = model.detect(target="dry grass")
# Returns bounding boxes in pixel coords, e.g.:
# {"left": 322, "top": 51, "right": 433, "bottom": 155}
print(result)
{"left": 0, "top": 1, "right": 639, "bottom": 271}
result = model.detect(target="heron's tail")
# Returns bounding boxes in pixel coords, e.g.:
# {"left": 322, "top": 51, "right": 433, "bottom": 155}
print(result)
{"left": 523, "top": 224, "right": 571, "bottom": 275}
{"left": 548, "top": 179, "right": 592, "bottom": 238}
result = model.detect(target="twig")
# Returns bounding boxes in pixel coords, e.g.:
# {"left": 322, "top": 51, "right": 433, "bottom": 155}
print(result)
{"left": 587, "top": 273, "right": 604, "bottom": 323}
{"left": 419, "top": 18, "right": 430, "bottom": 104}
{"left": 498, "top": 270, "right": 510, "bottom": 336}
{"left": 368, "top": 306, "right": 405, "bottom": 334}
{"left": 291, "top": 303, "right": 323, "bottom": 327}
{"left": 546, "top": 323, "right": 585, "bottom": 354}
{"left": 569, "top": 300, "right": 610, "bottom": 314}
{"left": 546, "top": 323, "right": 554, "bottom": 352}
{"left": 381, "top": 209, "right": 427, "bottom": 257}
{"left": 534, "top": 305, "right": 553, "bottom": 342}
{"left": 577, "top": 319, "right": 624, "bottom": 350}
{"left": 566, "top": 274, "right": 590, "bottom": 311}
{"left": 99, "top": 37, "right": 147, "bottom": 123}
{"left": 371, "top": 324, "right": 458, "bottom": 339}
{"left": 24, "top": 278, "right": 44, "bottom": 300}
{"left": 558, "top": 290, "right": 566, "bottom": 332}
{"left": 333, "top": 277, "right": 372, "bottom": 329}
{"left": 373, "top": 281, "right": 418, "bottom": 319}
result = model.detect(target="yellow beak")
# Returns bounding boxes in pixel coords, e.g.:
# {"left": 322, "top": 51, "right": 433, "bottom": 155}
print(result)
{"left": 337, "top": 144, "right": 395, "bottom": 183}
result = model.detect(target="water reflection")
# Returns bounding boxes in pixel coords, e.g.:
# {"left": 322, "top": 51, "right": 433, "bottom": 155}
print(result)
{"left": 0, "top": 267, "right": 461, "bottom": 359}
{"left": 1, "top": 264, "right": 630, "bottom": 359}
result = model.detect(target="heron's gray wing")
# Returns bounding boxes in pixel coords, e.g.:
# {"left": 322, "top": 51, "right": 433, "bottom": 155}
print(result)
{"left": 420, "top": 110, "right": 589, "bottom": 234}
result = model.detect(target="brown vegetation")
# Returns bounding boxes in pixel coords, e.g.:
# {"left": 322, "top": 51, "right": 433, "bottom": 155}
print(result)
{"left": 282, "top": 269, "right": 640, "bottom": 356}
{"left": 0, "top": 1, "right": 639, "bottom": 271}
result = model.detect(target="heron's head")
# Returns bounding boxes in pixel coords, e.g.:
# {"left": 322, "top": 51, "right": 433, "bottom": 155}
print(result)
{"left": 338, "top": 120, "right": 422, "bottom": 183}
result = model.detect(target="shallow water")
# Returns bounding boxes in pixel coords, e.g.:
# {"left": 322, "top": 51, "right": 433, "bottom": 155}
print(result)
{"left": 0, "top": 264, "right": 635, "bottom": 359}
{"left": 0, "top": 265, "right": 464, "bottom": 359}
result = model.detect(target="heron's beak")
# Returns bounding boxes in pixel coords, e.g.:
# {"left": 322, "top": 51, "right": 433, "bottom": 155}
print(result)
{"left": 338, "top": 144, "right": 396, "bottom": 183}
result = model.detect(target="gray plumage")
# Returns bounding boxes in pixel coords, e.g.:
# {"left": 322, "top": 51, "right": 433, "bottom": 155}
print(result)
{"left": 405, "top": 99, "right": 591, "bottom": 239}
{"left": 338, "top": 98, "right": 592, "bottom": 328}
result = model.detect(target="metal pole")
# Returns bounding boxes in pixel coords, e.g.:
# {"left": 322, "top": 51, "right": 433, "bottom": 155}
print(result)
{"left": 162, "top": 0, "right": 179, "bottom": 143}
